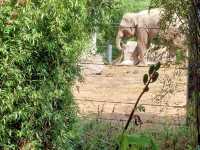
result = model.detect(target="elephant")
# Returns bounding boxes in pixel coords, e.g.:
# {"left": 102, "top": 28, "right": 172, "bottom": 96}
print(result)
{"left": 116, "top": 8, "right": 186, "bottom": 65}
{"left": 116, "top": 8, "right": 162, "bottom": 65}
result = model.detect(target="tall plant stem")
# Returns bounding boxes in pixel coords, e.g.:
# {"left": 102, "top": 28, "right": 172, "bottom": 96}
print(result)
{"left": 122, "top": 77, "right": 152, "bottom": 133}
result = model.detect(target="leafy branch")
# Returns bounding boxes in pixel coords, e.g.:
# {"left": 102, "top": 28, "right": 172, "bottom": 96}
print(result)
{"left": 117, "top": 62, "right": 161, "bottom": 150}
{"left": 123, "top": 62, "right": 161, "bottom": 132}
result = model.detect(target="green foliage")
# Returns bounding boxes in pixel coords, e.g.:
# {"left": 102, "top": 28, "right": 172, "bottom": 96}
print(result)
{"left": 69, "top": 119, "right": 120, "bottom": 150}
{"left": 154, "top": 62, "right": 161, "bottom": 71}
{"left": 120, "top": 0, "right": 151, "bottom": 13}
{"left": 151, "top": 72, "right": 159, "bottom": 83}
{"left": 157, "top": 126, "right": 196, "bottom": 150}
{"left": 175, "top": 49, "right": 186, "bottom": 64}
{"left": 70, "top": 119, "right": 195, "bottom": 150}
{"left": 0, "top": 0, "right": 90, "bottom": 149}
{"left": 143, "top": 74, "right": 148, "bottom": 85}
{"left": 117, "top": 62, "right": 160, "bottom": 149}
{"left": 150, "top": 0, "right": 191, "bottom": 31}
{"left": 149, "top": 65, "right": 155, "bottom": 75}
{"left": 137, "top": 105, "right": 145, "bottom": 112}
{"left": 86, "top": 0, "right": 119, "bottom": 32}
{"left": 147, "top": 63, "right": 160, "bottom": 83}
{"left": 119, "top": 133, "right": 158, "bottom": 150}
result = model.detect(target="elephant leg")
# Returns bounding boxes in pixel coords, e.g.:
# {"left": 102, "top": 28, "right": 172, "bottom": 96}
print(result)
{"left": 132, "top": 47, "right": 140, "bottom": 65}
{"left": 136, "top": 30, "right": 149, "bottom": 65}
{"left": 137, "top": 42, "right": 148, "bottom": 65}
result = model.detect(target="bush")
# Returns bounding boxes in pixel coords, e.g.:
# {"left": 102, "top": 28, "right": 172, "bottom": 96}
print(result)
{"left": 0, "top": 0, "right": 89, "bottom": 149}
{"left": 69, "top": 119, "right": 121, "bottom": 150}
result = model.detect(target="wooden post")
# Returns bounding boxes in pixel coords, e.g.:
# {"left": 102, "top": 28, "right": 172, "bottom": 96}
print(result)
{"left": 107, "top": 43, "right": 112, "bottom": 64}
{"left": 91, "top": 31, "right": 97, "bottom": 55}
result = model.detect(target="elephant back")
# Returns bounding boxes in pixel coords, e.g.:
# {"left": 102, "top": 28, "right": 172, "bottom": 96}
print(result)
{"left": 120, "top": 13, "right": 137, "bottom": 28}
{"left": 136, "top": 8, "right": 162, "bottom": 29}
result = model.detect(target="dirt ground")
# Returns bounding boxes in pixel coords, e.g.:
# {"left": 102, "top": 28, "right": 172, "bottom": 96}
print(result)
{"left": 73, "top": 57, "right": 187, "bottom": 127}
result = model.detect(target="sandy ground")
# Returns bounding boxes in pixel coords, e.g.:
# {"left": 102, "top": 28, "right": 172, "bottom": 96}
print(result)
{"left": 73, "top": 57, "right": 187, "bottom": 127}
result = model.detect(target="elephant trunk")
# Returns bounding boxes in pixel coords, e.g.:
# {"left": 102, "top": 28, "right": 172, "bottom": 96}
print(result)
{"left": 116, "top": 29, "right": 123, "bottom": 51}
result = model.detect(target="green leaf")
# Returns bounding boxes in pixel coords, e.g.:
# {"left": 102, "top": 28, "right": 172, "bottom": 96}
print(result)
{"left": 151, "top": 72, "right": 159, "bottom": 83}
{"left": 143, "top": 74, "right": 148, "bottom": 85}
{"left": 119, "top": 133, "right": 158, "bottom": 150}
{"left": 137, "top": 105, "right": 145, "bottom": 112}
{"left": 155, "top": 62, "right": 161, "bottom": 71}
{"left": 120, "top": 134, "right": 129, "bottom": 150}
{"left": 148, "top": 65, "right": 155, "bottom": 75}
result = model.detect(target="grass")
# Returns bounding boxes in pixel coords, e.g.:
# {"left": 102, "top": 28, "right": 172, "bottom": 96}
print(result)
{"left": 69, "top": 118, "right": 196, "bottom": 150}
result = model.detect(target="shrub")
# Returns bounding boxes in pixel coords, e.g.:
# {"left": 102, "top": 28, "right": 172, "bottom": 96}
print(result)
{"left": 0, "top": 0, "right": 89, "bottom": 149}
{"left": 69, "top": 119, "right": 121, "bottom": 150}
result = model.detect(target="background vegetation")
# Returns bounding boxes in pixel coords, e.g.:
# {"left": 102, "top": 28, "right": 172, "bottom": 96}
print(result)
{"left": 0, "top": 0, "right": 89, "bottom": 149}
{"left": 0, "top": 0, "right": 129, "bottom": 149}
